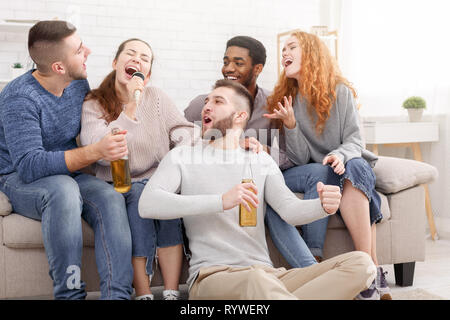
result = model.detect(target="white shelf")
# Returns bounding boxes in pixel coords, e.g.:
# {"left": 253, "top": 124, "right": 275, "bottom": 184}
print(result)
{"left": 0, "top": 19, "right": 33, "bottom": 92}
{"left": 0, "top": 20, "right": 35, "bottom": 33}
{"left": 363, "top": 121, "right": 439, "bottom": 144}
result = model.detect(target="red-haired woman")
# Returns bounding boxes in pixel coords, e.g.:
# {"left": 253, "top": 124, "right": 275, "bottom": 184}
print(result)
{"left": 264, "top": 31, "right": 390, "bottom": 300}
{"left": 80, "top": 39, "right": 197, "bottom": 300}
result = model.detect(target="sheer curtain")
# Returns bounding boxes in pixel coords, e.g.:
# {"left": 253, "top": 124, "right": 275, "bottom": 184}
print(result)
{"left": 335, "top": 0, "right": 450, "bottom": 233}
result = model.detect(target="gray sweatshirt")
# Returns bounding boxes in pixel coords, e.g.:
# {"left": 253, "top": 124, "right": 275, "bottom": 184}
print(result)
{"left": 138, "top": 142, "right": 328, "bottom": 288}
{"left": 284, "top": 84, "right": 378, "bottom": 167}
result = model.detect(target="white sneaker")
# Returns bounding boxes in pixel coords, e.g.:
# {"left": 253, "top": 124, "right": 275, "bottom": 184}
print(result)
{"left": 376, "top": 266, "right": 392, "bottom": 300}
{"left": 355, "top": 280, "right": 380, "bottom": 300}
{"left": 162, "top": 290, "right": 180, "bottom": 300}
{"left": 135, "top": 294, "right": 154, "bottom": 300}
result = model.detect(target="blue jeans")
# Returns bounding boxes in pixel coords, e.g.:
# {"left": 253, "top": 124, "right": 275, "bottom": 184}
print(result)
{"left": 265, "top": 163, "right": 338, "bottom": 265}
{"left": 122, "top": 179, "right": 183, "bottom": 276}
{"left": 265, "top": 208, "right": 317, "bottom": 268}
{"left": 286, "top": 163, "right": 339, "bottom": 258}
{"left": 0, "top": 172, "right": 133, "bottom": 300}
{"left": 338, "top": 158, "right": 383, "bottom": 225}
{"left": 267, "top": 159, "right": 383, "bottom": 263}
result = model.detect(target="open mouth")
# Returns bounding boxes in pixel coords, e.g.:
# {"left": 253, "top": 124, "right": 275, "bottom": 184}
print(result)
{"left": 203, "top": 116, "right": 212, "bottom": 124}
{"left": 125, "top": 65, "right": 139, "bottom": 77}
{"left": 284, "top": 58, "right": 293, "bottom": 68}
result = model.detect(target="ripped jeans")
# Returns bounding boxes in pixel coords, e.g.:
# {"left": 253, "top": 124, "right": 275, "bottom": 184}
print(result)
{"left": 122, "top": 179, "right": 183, "bottom": 277}
{"left": 266, "top": 158, "right": 382, "bottom": 263}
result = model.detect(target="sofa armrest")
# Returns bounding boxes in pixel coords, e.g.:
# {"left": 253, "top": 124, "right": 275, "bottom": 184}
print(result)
{"left": 373, "top": 156, "right": 438, "bottom": 194}
{"left": 0, "top": 191, "right": 12, "bottom": 216}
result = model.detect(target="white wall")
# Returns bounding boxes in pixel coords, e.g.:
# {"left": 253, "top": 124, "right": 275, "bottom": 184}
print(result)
{"left": 2, "top": 0, "right": 449, "bottom": 233}
{"left": 0, "top": 0, "right": 321, "bottom": 110}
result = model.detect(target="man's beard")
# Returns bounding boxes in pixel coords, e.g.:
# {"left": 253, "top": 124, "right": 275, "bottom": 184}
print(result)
{"left": 67, "top": 63, "right": 87, "bottom": 80}
{"left": 202, "top": 113, "right": 235, "bottom": 141}
{"left": 240, "top": 70, "right": 254, "bottom": 88}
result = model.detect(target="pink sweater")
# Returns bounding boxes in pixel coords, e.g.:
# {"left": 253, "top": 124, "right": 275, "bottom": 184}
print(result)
{"left": 80, "top": 86, "right": 199, "bottom": 182}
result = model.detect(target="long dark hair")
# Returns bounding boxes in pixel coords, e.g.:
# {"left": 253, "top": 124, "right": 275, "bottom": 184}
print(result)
{"left": 85, "top": 38, "right": 153, "bottom": 123}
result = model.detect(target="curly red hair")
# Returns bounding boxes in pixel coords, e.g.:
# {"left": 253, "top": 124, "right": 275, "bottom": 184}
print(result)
{"left": 267, "top": 31, "right": 357, "bottom": 134}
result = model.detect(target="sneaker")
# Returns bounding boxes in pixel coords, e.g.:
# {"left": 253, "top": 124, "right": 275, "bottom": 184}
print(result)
{"left": 135, "top": 294, "right": 154, "bottom": 300}
{"left": 163, "top": 289, "right": 180, "bottom": 300}
{"left": 355, "top": 280, "right": 380, "bottom": 300}
{"left": 376, "top": 266, "right": 392, "bottom": 300}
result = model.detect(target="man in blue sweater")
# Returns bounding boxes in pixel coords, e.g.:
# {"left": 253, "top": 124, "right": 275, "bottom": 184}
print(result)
{"left": 0, "top": 20, "right": 133, "bottom": 299}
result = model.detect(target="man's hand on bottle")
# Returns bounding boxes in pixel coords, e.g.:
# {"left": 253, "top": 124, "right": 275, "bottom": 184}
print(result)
{"left": 96, "top": 129, "right": 128, "bottom": 161}
{"left": 222, "top": 182, "right": 258, "bottom": 212}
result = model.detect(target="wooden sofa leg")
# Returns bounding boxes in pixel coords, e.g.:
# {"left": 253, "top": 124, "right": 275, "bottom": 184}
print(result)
{"left": 394, "top": 262, "right": 415, "bottom": 287}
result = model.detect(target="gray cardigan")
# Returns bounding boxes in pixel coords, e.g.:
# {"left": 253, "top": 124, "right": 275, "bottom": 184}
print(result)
{"left": 284, "top": 84, "right": 378, "bottom": 167}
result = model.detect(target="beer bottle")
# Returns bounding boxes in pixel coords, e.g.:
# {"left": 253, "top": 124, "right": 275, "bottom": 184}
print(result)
{"left": 110, "top": 127, "right": 131, "bottom": 193}
{"left": 239, "top": 160, "right": 257, "bottom": 227}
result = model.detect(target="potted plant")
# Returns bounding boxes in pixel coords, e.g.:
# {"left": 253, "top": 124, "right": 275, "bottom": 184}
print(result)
{"left": 10, "top": 62, "right": 26, "bottom": 79}
{"left": 402, "top": 96, "right": 426, "bottom": 122}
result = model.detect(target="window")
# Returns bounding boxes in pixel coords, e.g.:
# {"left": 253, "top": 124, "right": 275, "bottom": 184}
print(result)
{"left": 339, "top": 0, "right": 450, "bottom": 115}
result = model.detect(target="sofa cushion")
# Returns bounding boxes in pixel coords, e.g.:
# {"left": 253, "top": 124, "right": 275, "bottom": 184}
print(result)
{"left": 373, "top": 156, "right": 438, "bottom": 194}
{"left": 295, "top": 191, "right": 391, "bottom": 229}
{"left": 2, "top": 213, "right": 95, "bottom": 248}
{"left": 0, "top": 191, "right": 12, "bottom": 216}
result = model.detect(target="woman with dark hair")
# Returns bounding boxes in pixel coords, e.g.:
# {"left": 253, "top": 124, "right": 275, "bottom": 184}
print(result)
{"left": 80, "top": 39, "right": 198, "bottom": 300}
{"left": 264, "top": 31, "right": 391, "bottom": 300}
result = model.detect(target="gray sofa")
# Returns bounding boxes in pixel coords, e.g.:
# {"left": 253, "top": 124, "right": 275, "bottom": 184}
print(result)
{"left": 0, "top": 156, "right": 437, "bottom": 299}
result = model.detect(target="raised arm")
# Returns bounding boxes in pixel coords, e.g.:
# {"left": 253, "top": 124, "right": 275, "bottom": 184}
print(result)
{"left": 264, "top": 160, "right": 341, "bottom": 226}
{"left": 138, "top": 149, "right": 223, "bottom": 220}
{"left": 264, "top": 95, "right": 312, "bottom": 166}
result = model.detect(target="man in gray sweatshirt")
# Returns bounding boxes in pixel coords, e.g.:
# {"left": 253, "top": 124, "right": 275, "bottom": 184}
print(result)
{"left": 183, "top": 35, "right": 319, "bottom": 270}
{"left": 138, "top": 80, "right": 376, "bottom": 300}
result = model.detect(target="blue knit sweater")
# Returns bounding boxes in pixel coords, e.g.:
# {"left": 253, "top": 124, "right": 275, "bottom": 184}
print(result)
{"left": 0, "top": 70, "right": 90, "bottom": 183}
